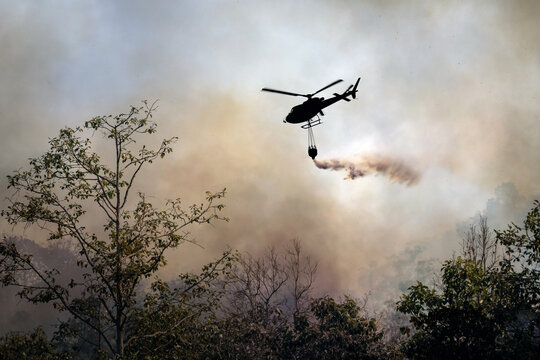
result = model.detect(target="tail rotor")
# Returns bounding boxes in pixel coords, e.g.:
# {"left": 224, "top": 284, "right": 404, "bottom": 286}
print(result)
{"left": 351, "top": 77, "right": 361, "bottom": 99}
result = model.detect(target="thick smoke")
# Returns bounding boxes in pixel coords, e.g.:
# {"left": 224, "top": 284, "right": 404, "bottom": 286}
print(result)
{"left": 2, "top": 0, "right": 540, "bottom": 334}
{"left": 314, "top": 154, "right": 420, "bottom": 186}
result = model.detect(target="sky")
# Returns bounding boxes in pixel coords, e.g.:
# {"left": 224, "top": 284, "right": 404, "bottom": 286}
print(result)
{"left": 1, "top": 0, "right": 540, "bottom": 330}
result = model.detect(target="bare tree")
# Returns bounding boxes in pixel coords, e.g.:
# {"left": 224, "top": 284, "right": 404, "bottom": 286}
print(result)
{"left": 286, "top": 238, "right": 318, "bottom": 316}
{"left": 210, "top": 240, "right": 318, "bottom": 359}
{"left": 225, "top": 239, "right": 318, "bottom": 321}
{"left": 460, "top": 215, "right": 498, "bottom": 271}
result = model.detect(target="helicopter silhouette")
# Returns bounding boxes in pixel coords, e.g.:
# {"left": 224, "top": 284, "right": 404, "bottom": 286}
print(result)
{"left": 262, "top": 77, "right": 360, "bottom": 159}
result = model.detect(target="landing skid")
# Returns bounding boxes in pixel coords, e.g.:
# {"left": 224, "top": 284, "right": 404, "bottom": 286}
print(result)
{"left": 301, "top": 116, "right": 322, "bottom": 129}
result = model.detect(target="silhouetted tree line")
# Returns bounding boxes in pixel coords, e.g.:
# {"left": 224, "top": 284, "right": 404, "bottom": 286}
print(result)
{"left": 396, "top": 202, "right": 540, "bottom": 359}
{"left": 1, "top": 104, "right": 539, "bottom": 359}
{"left": 1, "top": 237, "right": 395, "bottom": 359}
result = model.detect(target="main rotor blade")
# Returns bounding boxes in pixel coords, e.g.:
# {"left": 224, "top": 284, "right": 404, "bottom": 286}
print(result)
{"left": 261, "top": 88, "right": 308, "bottom": 97}
{"left": 311, "top": 79, "right": 343, "bottom": 96}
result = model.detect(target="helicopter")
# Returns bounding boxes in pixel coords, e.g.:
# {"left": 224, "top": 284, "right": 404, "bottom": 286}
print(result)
{"left": 262, "top": 77, "right": 360, "bottom": 159}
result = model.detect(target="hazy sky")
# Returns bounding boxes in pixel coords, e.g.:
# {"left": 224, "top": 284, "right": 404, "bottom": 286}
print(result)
{"left": 1, "top": 1, "right": 540, "bottom": 327}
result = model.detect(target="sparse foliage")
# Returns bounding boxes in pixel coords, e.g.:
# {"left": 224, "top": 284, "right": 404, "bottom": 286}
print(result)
{"left": 0, "top": 102, "right": 228, "bottom": 357}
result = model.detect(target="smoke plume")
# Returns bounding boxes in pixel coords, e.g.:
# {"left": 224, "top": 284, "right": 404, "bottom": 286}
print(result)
{"left": 313, "top": 154, "right": 420, "bottom": 186}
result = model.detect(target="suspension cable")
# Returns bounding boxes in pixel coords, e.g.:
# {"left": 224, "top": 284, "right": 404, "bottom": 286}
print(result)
{"left": 308, "top": 127, "right": 316, "bottom": 148}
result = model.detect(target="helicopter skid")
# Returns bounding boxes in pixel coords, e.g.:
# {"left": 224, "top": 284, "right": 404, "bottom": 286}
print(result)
{"left": 301, "top": 118, "right": 322, "bottom": 129}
